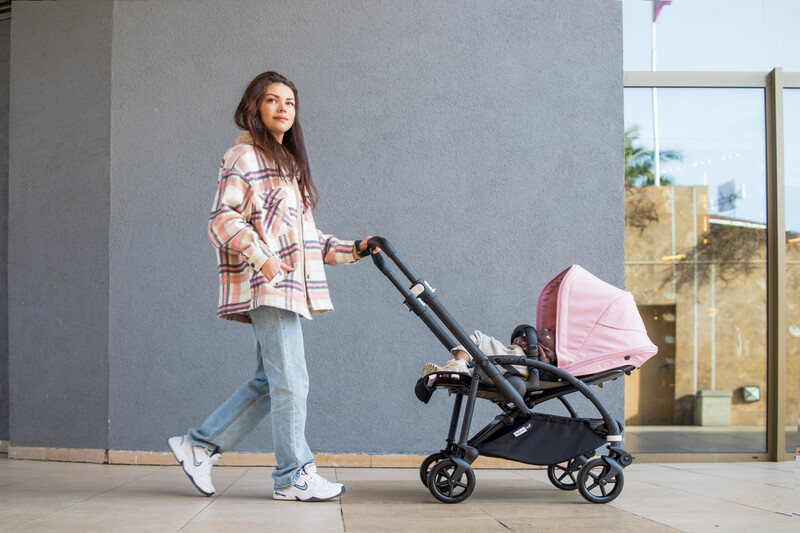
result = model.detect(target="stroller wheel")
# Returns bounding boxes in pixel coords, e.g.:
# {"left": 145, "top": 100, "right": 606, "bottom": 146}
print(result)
{"left": 576, "top": 458, "right": 624, "bottom": 504}
{"left": 548, "top": 453, "right": 592, "bottom": 490}
{"left": 547, "top": 458, "right": 582, "bottom": 490}
{"left": 419, "top": 453, "right": 446, "bottom": 487}
{"left": 427, "top": 459, "right": 476, "bottom": 504}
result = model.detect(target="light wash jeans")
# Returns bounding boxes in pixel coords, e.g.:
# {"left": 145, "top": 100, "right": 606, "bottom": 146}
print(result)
{"left": 189, "top": 305, "right": 314, "bottom": 489}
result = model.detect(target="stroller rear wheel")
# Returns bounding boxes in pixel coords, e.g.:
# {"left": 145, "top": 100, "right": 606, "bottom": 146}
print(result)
{"left": 419, "top": 453, "right": 446, "bottom": 487}
{"left": 547, "top": 454, "right": 590, "bottom": 491}
{"left": 576, "top": 457, "right": 624, "bottom": 503}
{"left": 427, "top": 459, "right": 476, "bottom": 504}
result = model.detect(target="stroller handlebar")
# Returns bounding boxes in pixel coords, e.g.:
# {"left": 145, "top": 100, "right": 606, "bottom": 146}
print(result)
{"left": 366, "top": 237, "right": 531, "bottom": 416}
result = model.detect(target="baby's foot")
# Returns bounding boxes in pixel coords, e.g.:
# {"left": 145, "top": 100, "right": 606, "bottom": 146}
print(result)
{"left": 421, "top": 359, "right": 470, "bottom": 377}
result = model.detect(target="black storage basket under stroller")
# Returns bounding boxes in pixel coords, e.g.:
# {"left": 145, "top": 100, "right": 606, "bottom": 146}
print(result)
{"left": 470, "top": 413, "right": 607, "bottom": 466}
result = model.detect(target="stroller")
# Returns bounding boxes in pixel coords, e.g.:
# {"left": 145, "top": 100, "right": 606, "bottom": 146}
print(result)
{"left": 365, "top": 237, "right": 657, "bottom": 504}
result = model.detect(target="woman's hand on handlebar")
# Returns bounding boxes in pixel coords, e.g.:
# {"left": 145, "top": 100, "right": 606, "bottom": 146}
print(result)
{"left": 355, "top": 236, "right": 381, "bottom": 258}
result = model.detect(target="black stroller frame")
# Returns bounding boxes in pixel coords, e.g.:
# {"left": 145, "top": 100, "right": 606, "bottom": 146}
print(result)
{"left": 367, "top": 237, "right": 635, "bottom": 504}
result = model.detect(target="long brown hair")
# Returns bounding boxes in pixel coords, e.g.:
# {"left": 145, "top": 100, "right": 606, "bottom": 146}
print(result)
{"left": 234, "top": 71, "right": 319, "bottom": 210}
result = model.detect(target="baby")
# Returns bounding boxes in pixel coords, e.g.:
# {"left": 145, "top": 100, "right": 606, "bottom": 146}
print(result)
{"left": 422, "top": 331, "right": 528, "bottom": 377}
{"left": 422, "top": 329, "right": 556, "bottom": 378}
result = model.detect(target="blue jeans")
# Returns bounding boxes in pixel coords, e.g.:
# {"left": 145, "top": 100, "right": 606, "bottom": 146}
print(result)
{"left": 189, "top": 306, "right": 314, "bottom": 489}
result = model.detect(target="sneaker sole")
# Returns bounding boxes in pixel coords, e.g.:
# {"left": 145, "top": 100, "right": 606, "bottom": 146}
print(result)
{"left": 273, "top": 486, "right": 345, "bottom": 502}
{"left": 167, "top": 438, "right": 214, "bottom": 497}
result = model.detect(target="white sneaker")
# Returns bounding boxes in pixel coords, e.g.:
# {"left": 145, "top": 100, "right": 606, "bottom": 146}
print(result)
{"left": 273, "top": 463, "right": 345, "bottom": 501}
{"left": 167, "top": 435, "right": 221, "bottom": 496}
{"left": 421, "top": 359, "right": 471, "bottom": 377}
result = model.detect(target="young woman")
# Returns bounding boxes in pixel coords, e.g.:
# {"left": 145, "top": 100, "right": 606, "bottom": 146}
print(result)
{"left": 169, "top": 71, "right": 373, "bottom": 502}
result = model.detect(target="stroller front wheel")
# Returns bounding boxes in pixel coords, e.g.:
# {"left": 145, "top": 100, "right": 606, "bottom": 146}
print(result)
{"left": 427, "top": 459, "right": 476, "bottom": 504}
{"left": 576, "top": 458, "right": 624, "bottom": 504}
{"left": 419, "top": 453, "right": 446, "bottom": 487}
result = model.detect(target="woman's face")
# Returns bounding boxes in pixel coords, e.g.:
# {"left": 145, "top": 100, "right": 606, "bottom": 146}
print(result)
{"left": 259, "top": 82, "right": 296, "bottom": 143}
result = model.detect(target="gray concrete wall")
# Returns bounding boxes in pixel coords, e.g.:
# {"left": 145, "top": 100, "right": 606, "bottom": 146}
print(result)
{"left": 109, "top": 0, "right": 623, "bottom": 454}
{"left": 7, "top": 0, "right": 623, "bottom": 454}
{"left": 0, "top": 19, "right": 8, "bottom": 442}
{"left": 8, "top": 1, "right": 112, "bottom": 448}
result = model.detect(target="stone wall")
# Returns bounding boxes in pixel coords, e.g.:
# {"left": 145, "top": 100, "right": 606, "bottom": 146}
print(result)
{"left": 626, "top": 185, "right": 798, "bottom": 427}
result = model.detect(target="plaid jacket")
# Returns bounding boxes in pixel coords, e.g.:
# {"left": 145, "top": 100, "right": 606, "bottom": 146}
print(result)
{"left": 209, "top": 143, "right": 358, "bottom": 322}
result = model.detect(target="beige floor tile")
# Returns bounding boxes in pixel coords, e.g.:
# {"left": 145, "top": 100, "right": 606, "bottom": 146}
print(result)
{"left": 516, "top": 468, "right": 551, "bottom": 483}
{"left": 194, "top": 499, "right": 342, "bottom": 520}
{"left": 613, "top": 463, "right": 677, "bottom": 472}
{"left": 463, "top": 478, "right": 590, "bottom": 502}
{"left": 611, "top": 484, "right": 800, "bottom": 532}
{"left": 212, "top": 468, "right": 272, "bottom": 499}
{"left": 6, "top": 497, "right": 212, "bottom": 532}
{"left": 9, "top": 515, "right": 192, "bottom": 533}
{"left": 180, "top": 519, "right": 345, "bottom": 533}
{"left": 0, "top": 520, "right": 29, "bottom": 532}
{"left": 184, "top": 499, "right": 345, "bottom": 532}
{"left": 344, "top": 516, "right": 510, "bottom": 533}
{"left": 501, "top": 516, "right": 681, "bottom": 532}
{"left": 628, "top": 505, "right": 798, "bottom": 533}
{"left": 0, "top": 460, "right": 84, "bottom": 487}
{"left": 93, "top": 484, "right": 218, "bottom": 504}
{"left": 620, "top": 469, "right": 798, "bottom": 514}
{"left": 473, "top": 497, "right": 628, "bottom": 521}
{"left": 1, "top": 457, "right": 797, "bottom": 532}
{"left": 689, "top": 464, "right": 794, "bottom": 487}
{"left": 118, "top": 465, "right": 249, "bottom": 499}
{"left": 341, "top": 501, "right": 489, "bottom": 522}
{"left": 470, "top": 468, "right": 531, "bottom": 480}
{"left": 0, "top": 490, "right": 108, "bottom": 521}
{"left": 5, "top": 470, "right": 156, "bottom": 493}
{"left": 338, "top": 479, "right": 435, "bottom": 505}
{"left": 698, "top": 483, "right": 798, "bottom": 515}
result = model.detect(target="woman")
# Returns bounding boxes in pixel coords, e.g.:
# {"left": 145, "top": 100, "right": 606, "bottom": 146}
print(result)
{"left": 169, "top": 71, "right": 373, "bottom": 502}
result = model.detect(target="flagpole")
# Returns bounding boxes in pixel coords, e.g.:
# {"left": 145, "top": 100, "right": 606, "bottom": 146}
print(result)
{"left": 652, "top": 12, "right": 661, "bottom": 186}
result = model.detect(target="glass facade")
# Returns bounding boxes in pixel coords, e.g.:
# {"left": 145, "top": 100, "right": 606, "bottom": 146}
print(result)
{"left": 624, "top": 88, "right": 768, "bottom": 453}
{"left": 622, "top": 1, "right": 799, "bottom": 459}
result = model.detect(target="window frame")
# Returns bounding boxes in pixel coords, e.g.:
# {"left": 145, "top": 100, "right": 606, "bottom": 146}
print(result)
{"left": 624, "top": 69, "right": 800, "bottom": 462}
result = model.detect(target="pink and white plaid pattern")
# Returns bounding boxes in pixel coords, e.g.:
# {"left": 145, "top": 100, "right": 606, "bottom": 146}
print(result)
{"left": 209, "top": 144, "right": 358, "bottom": 323}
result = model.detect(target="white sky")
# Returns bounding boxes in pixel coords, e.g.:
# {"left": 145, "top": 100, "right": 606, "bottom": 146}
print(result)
{"left": 622, "top": 0, "right": 800, "bottom": 231}
{"left": 623, "top": 0, "right": 800, "bottom": 72}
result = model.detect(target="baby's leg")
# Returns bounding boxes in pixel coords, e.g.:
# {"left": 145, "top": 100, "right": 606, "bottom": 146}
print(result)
{"left": 422, "top": 349, "right": 471, "bottom": 376}
{"left": 453, "top": 349, "right": 471, "bottom": 362}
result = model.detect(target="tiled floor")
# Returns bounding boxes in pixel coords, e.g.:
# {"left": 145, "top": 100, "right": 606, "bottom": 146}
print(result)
{"left": 625, "top": 425, "right": 799, "bottom": 454}
{"left": 0, "top": 455, "right": 797, "bottom": 532}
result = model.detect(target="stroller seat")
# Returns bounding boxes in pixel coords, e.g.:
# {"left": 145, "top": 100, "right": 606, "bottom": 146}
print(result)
{"left": 415, "top": 362, "right": 636, "bottom": 404}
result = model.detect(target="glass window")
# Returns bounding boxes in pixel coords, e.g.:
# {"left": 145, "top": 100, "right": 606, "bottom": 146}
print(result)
{"left": 624, "top": 87, "right": 768, "bottom": 453}
{"left": 785, "top": 88, "right": 800, "bottom": 454}
{"left": 623, "top": 0, "right": 800, "bottom": 72}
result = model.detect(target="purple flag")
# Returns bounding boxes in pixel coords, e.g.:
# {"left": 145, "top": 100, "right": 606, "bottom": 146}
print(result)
{"left": 653, "top": 0, "right": 672, "bottom": 22}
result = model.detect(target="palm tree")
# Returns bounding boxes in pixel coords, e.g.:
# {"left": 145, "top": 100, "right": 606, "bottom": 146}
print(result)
{"left": 625, "top": 126, "right": 682, "bottom": 187}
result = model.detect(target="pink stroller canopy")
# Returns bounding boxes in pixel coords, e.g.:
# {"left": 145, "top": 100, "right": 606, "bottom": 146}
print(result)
{"left": 536, "top": 265, "right": 657, "bottom": 376}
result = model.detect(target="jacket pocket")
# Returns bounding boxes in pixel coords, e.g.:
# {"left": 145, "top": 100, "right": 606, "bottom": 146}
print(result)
{"left": 260, "top": 187, "right": 297, "bottom": 239}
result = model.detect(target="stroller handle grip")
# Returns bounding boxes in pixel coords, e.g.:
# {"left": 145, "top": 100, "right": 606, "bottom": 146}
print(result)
{"left": 367, "top": 236, "right": 421, "bottom": 285}
{"left": 366, "top": 236, "right": 388, "bottom": 252}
